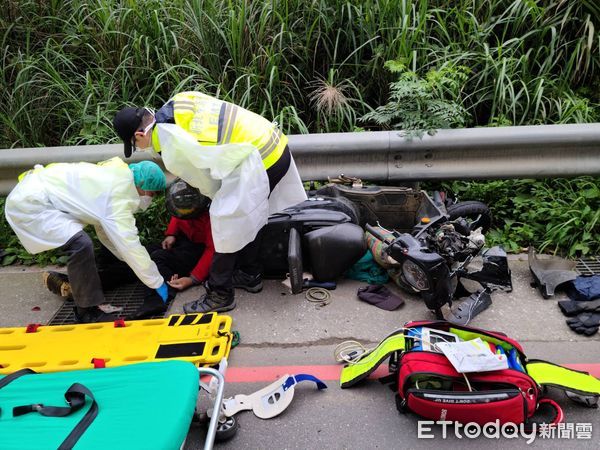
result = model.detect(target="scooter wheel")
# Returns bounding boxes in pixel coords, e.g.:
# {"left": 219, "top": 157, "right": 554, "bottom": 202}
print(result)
{"left": 214, "top": 416, "right": 239, "bottom": 442}
{"left": 447, "top": 201, "right": 492, "bottom": 233}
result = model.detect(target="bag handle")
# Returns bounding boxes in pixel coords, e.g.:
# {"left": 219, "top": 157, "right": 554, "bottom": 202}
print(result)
{"left": 524, "top": 398, "right": 564, "bottom": 433}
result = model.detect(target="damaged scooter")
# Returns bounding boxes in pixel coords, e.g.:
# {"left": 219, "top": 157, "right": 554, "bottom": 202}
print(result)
{"left": 258, "top": 181, "right": 512, "bottom": 324}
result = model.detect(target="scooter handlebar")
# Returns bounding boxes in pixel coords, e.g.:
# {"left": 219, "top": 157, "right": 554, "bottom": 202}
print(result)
{"left": 365, "top": 223, "right": 394, "bottom": 244}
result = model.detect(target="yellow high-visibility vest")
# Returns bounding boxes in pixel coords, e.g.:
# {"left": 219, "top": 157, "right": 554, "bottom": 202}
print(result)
{"left": 169, "top": 92, "right": 287, "bottom": 170}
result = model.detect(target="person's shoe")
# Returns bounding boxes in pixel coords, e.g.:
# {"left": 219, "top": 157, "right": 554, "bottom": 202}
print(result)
{"left": 232, "top": 270, "right": 263, "bottom": 293}
{"left": 183, "top": 290, "right": 236, "bottom": 314}
{"left": 74, "top": 306, "right": 118, "bottom": 324}
{"left": 43, "top": 271, "right": 72, "bottom": 298}
{"left": 130, "top": 297, "right": 168, "bottom": 320}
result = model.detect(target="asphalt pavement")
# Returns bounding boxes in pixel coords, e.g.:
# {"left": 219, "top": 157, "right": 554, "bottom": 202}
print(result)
{"left": 0, "top": 254, "right": 598, "bottom": 449}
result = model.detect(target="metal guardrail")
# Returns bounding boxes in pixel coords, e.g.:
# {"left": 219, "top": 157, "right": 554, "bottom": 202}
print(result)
{"left": 1, "top": 123, "right": 599, "bottom": 194}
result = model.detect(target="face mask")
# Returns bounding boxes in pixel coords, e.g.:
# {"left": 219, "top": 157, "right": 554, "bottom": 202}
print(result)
{"left": 138, "top": 195, "right": 153, "bottom": 211}
{"left": 135, "top": 118, "right": 156, "bottom": 153}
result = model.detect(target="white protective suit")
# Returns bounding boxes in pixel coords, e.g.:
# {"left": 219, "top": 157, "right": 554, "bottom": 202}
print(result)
{"left": 4, "top": 157, "right": 163, "bottom": 289}
{"left": 155, "top": 123, "right": 307, "bottom": 253}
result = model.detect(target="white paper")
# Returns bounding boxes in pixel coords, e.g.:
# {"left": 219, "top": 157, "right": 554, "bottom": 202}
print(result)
{"left": 436, "top": 338, "right": 509, "bottom": 373}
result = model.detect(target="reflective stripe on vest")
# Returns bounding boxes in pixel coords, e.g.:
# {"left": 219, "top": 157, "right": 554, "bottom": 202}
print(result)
{"left": 171, "top": 92, "right": 286, "bottom": 169}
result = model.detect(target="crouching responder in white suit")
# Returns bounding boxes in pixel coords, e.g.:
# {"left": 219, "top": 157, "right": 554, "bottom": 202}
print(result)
{"left": 4, "top": 157, "right": 169, "bottom": 323}
{"left": 113, "top": 92, "right": 307, "bottom": 313}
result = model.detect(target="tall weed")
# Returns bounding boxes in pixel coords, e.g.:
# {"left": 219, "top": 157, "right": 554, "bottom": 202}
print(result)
{"left": 2, "top": 0, "right": 598, "bottom": 148}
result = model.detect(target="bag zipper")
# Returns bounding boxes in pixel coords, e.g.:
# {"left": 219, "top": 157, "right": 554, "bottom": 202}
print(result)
{"left": 402, "top": 371, "right": 517, "bottom": 396}
{"left": 400, "top": 351, "right": 536, "bottom": 379}
{"left": 404, "top": 321, "right": 527, "bottom": 359}
{"left": 404, "top": 386, "right": 528, "bottom": 421}
{"left": 407, "top": 387, "right": 521, "bottom": 404}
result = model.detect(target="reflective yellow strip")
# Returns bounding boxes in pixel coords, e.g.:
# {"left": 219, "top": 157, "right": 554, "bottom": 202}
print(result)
{"left": 259, "top": 129, "right": 281, "bottom": 157}
{"left": 173, "top": 99, "right": 195, "bottom": 113}
{"left": 218, "top": 103, "right": 232, "bottom": 143}
{"left": 262, "top": 142, "right": 285, "bottom": 169}
{"left": 217, "top": 103, "right": 231, "bottom": 144}
{"left": 173, "top": 104, "right": 195, "bottom": 112}
{"left": 217, "top": 104, "right": 226, "bottom": 144}
{"left": 221, "top": 104, "right": 238, "bottom": 144}
{"left": 173, "top": 99, "right": 194, "bottom": 106}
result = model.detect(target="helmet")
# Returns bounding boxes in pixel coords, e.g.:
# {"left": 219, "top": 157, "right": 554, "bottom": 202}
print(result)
{"left": 166, "top": 178, "right": 211, "bottom": 219}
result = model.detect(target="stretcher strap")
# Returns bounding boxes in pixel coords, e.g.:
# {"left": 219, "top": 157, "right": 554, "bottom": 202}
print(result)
{"left": 0, "top": 369, "right": 37, "bottom": 416}
{"left": 0, "top": 369, "right": 37, "bottom": 414}
{"left": 0, "top": 368, "right": 36, "bottom": 390}
{"left": 13, "top": 382, "right": 99, "bottom": 450}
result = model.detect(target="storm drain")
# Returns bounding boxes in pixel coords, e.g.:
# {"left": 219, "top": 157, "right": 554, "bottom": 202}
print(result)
{"left": 576, "top": 257, "right": 600, "bottom": 276}
{"left": 47, "top": 282, "right": 173, "bottom": 325}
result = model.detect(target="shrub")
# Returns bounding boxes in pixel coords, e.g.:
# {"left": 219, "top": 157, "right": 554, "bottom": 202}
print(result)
{"left": 447, "top": 177, "right": 600, "bottom": 256}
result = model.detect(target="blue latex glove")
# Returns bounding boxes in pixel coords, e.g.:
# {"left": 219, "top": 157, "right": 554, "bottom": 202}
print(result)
{"left": 156, "top": 282, "right": 169, "bottom": 303}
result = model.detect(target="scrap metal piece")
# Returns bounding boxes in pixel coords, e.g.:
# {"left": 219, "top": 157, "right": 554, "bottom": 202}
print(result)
{"left": 446, "top": 289, "right": 493, "bottom": 326}
{"left": 222, "top": 374, "right": 295, "bottom": 419}
{"left": 221, "top": 374, "right": 327, "bottom": 419}
{"left": 528, "top": 247, "right": 577, "bottom": 299}
{"left": 461, "top": 246, "right": 513, "bottom": 292}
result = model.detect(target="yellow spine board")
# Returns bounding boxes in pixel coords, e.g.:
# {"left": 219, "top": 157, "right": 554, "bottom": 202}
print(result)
{"left": 0, "top": 313, "right": 232, "bottom": 374}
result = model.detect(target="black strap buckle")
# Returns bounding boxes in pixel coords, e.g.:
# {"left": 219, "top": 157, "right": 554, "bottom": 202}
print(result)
{"left": 13, "top": 403, "right": 44, "bottom": 416}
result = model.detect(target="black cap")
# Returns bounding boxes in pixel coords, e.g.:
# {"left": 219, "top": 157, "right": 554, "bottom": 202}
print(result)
{"left": 113, "top": 107, "right": 145, "bottom": 157}
{"left": 357, "top": 285, "right": 405, "bottom": 311}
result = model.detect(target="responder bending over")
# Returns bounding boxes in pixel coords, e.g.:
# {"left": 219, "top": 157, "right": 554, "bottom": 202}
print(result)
{"left": 42, "top": 178, "right": 215, "bottom": 321}
{"left": 113, "top": 92, "right": 307, "bottom": 313}
{"left": 4, "top": 157, "right": 168, "bottom": 323}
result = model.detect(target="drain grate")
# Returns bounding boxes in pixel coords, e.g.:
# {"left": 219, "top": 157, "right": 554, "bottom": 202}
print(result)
{"left": 48, "top": 282, "right": 173, "bottom": 325}
{"left": 576, "top": 257, "right": 600, "bottom": 276}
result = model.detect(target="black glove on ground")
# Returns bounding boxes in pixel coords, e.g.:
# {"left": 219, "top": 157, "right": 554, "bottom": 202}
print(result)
{"left": 558, "top": 298, "right": 600, "bottom": 316}
{"left": 566, "top": 312, "right": 600, "bottom": 336}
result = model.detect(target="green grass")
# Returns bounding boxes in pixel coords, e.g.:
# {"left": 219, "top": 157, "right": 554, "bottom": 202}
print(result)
{"left": 2, "top": 0, "right": 598, "bottom": 147}
{"left": 447, "top": 177, "right": 600, "bottom": 257}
